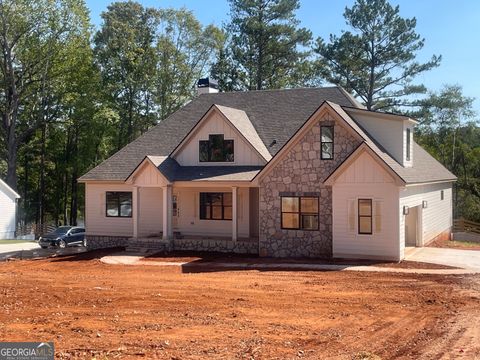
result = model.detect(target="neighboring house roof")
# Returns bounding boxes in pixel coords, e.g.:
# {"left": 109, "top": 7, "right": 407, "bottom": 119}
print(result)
{"left": 0, "top": 178, "right": 20, "bottom": 199}
{"left": 79, "top": 86, "right": 456, "bottom": 185}
{"left": 79, "top": 87, "right": 359, "bottom": 181}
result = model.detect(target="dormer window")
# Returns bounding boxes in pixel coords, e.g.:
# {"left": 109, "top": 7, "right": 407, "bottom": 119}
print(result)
{"left": 321, "top": 126, "right": 334, "bottom": 160}
{"left": 199, "top": 134, "right": 234, "bottom": 162}
{"left": 406, "top": 128, "right": 411, "bottom": 161}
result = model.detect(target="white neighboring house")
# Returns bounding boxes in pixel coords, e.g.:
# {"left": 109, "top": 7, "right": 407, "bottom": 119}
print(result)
{"left": 0, "top": 178, "right": 20, "bottom": 239}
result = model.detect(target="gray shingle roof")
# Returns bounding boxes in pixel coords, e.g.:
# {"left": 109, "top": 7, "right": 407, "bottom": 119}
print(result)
{"left": 79, "top": 87, "right": 358, "bottom": 181}
{"left": 79, "top": 86, "right": 456, "bottom": 185}
{"left": 145, "top": 156, "right": 262, "bottom": 181}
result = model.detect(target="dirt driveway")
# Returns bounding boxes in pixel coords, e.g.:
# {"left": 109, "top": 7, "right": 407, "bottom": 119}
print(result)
{"left": 0, "top": 250, "right": 479, "bottom": 359}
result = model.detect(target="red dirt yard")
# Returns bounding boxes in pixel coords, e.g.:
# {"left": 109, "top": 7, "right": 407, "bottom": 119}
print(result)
{"left": 0, "top": 250, "right": 479, "bottom": 359}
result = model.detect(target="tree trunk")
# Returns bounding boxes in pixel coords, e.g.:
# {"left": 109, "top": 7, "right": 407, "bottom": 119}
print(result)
{"left": 70, "top": 128, "right": 79, "bottom": 226}
{"left": 38, "top": 123, "right": 47, "bottom": 225}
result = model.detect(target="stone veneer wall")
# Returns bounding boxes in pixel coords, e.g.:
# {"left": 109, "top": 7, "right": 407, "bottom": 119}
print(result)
{"left": 86, "top": 235, "right": 129, "bottom": 250}
{"left": 259, "top": 112, "right": 362, "bottom": 258}
{"left": 173, "top": 239, "right": 258, "bottom": 254}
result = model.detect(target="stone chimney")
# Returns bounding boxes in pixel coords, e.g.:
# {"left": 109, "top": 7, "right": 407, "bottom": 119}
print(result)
{"left": 197, "top": 77, "right": 219, "bottom": 95}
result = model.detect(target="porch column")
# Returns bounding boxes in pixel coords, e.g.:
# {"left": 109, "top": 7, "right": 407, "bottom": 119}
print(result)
{"left": 162, "top": 185, "right": 173, "bottom": 240}
{"left": 232, "top": 186, "right": 238, "bottom": 241}
{"left": 132, "top": 186, "right": 139, "bottom": 239}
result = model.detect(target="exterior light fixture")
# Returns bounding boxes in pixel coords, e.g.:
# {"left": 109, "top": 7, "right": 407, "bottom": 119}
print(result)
{"left": 403, "top": 206, "right": 409, "bottom": 215}
{"left": 422, "top": 200, "right": 428, "bottom": 209}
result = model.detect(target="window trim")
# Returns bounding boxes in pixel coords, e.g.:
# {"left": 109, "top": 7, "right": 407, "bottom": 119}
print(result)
{"left": 320, "top": 125, "right": 334, "bottom": 160}
{"left": 199, "top": 134, "right": 234, "bottom": 163}
{"left": 199, "top": 192, "right": 232, "bottom": 221}
{"left": 105, "top": 191, "right": 133, "bottom": 218}
{"left": 358, "top": 198, "right": 373, "bottom": 235}
{"left": 406, "top": 128, "right": 411, "bottom": 161}
{"left": 280, "top": 196, "right": 319, "bottom": 231}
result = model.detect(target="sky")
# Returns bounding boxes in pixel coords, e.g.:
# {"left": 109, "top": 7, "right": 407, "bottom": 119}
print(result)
{"left": 85, "top": 0, "right": 480, "bottom": 113}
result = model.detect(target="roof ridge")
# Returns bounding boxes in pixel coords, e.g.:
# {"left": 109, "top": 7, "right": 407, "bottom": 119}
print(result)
{"left": 200, "top": 86, "right": 342, "bottom": 96}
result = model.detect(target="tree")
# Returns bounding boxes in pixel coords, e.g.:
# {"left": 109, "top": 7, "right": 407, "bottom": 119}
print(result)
{"left": 211, "top": 34, "right": 244, "bottom": 92}
{"left": 94, "top": 1, "right": 159, "bottom": 150}
{"left": 315, "top": 0, "right": 441, "bottom": 110}
{"left": 0, "top": 0, "right": 91, "bottom": 190}
{"left": 414, "top": 85, "right": 480, "bottom": 222}
{"left": 155, "top": 8, "right": 223, "bottom": 119}
{"left": 225, "top": 0, "right": 314, "bottom": 90}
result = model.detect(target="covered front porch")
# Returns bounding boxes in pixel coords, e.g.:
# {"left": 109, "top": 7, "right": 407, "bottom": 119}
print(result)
{"left": 126, "top": 157, "right": 260, "bottom": 249}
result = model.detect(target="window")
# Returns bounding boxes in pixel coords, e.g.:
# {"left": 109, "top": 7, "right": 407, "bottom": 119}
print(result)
{"left": 199, "top": 134, "right": 234, "bottom": 162}
{"left": 70, "top": 228, "right": 84, "bottom": 234}
{"left": 358, "top": 199, "right": 372, "bottom": 234}
{"left": 441, "top": 190, "right": 444, "bottom": 200}
{"left": 106, "top": 192, "right": 132, "bottom": 217}
{"left": 406, "top": 128, "right": 411, "bottom": 161}
{"left": 321, "top": 126, "right": 334, "bottom": 160}
{"left": 200, "top": 192, "right": 232, "bottom": 220}
{"left": 281, "top": 196, "right": 319, "bottom": 230}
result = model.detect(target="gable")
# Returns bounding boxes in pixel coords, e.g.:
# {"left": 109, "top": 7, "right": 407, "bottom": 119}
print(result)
{"left": 126, "top": 158, "right": 170, "bottom": 187}
{"left": 172, "top": 107, "right": 267, "bottom": 166}
{"left": 255, "top": 103, "right": 363, "bottom": 184}
{"left": 335, "top": 151, "right": 396, "bottom": 184}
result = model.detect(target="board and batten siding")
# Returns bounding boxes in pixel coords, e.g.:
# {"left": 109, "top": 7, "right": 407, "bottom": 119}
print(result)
{"left": 0, "top": 186, "right": 17, "bottom": 239}
{"left": 332, "top": 152, "right": 400, "bottom": 260}
{"left": 399, "top": 182, "right": 453, "bottom": 257}
{"left": 85, "top": 183, "right": 134, "bottom": 237}
{"left": 173, "top": 111, "right": 265, "bottom": 166}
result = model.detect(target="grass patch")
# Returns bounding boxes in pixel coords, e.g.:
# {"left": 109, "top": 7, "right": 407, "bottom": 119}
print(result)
{"left": 450, "top": 240, "right": 480, "bottom": 248}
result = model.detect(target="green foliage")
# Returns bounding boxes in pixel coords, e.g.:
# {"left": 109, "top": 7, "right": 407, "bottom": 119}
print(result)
{"left": 414, "top": 85, "right": 480, "bottom": 222}
{"left": 217, "top": 0, "right": 317, "bottom": 90}
{"left": 94, "top": 1, "right": 158, "bottom": 148}
{"left": 315, "top": 0, "right": 441, "bottom": 110}
{"left": 155, "top": 8, "right": 223, "bottom": 119}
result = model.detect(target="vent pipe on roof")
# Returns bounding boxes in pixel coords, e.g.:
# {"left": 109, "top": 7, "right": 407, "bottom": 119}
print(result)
{"left": 197, "top": 77, "right": 219, "bottom": 95}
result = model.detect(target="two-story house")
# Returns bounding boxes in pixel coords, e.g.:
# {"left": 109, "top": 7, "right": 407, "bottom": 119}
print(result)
{"left": 79, "top": 81, "right": 456, "bottom": 260}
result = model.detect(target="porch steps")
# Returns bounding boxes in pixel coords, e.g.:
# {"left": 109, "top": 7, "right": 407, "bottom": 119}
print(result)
{"left": 126, "top": 238, "right": 170, "bottom": 254}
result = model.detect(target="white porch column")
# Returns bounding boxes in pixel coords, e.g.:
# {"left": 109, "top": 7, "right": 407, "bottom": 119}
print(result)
{"left": 232, "top": 186, "right": 238, "bottom": 241}
{"left": 132, "top": 186, "right": 139, "bottom": 239}
{"left": 162, "top": 185, "right": 173, "bottom": 240}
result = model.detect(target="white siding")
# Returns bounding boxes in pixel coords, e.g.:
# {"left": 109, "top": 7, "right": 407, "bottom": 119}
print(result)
{"left": 332, "top": 152, "right": 400, "bottom": 260}
{"left": 85, "top": 182, "right": 250, "bottom": 239}
{"left": 174, "top": 111, "right": 265, "bottom": 166}
{"left": 85, "top": 183, "right": 134, "bottom": 236}
{"left": 353, "top": 113, "right": 406, "bottom": 165}
{"left": 138, "top": 187, "right": 163, "bottom": 237}
{"left": 0, "top": 187, "right": 17, "bottom": 239}
{"left": 399, "top": 182, "right": 453, "bottom": 257}
{"left": 174, "top": 187, "right": 250, "bottom": 238}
